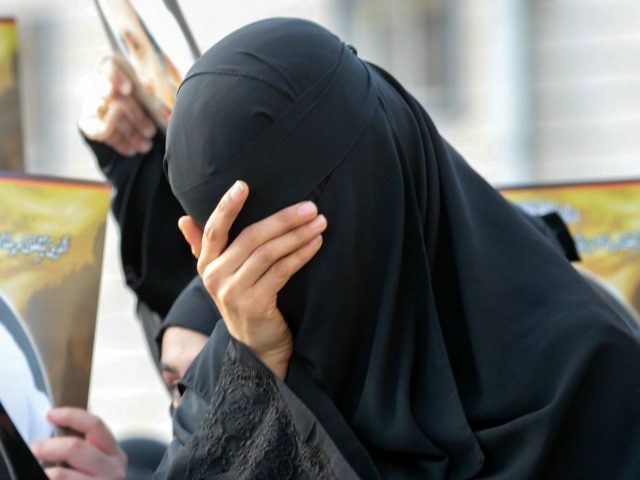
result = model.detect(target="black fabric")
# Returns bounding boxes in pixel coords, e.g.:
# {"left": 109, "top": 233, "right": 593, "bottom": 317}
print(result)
{"left": 164, "top": 18, "right": 640, "bottom": 479}
{"left": 119, "top": 437, "right": 168, "bottom": 480}
{"left": 168, "top": 340, "right": 352, "bottom": 479}
{"left": 154, "top": 323, "right": 358, "bottom": 479}
{"left": 155, "top": 275, "right": 220, "bottom": 352}
{"left": 85, "top": 134, "right": 196, "bottom": 318}
{"left": 136, "top": 301, "right": 164, "bottom": 366}
{"left": 518, "top": 211, "right": 580, "bottom": 263}
{"left": 538, "top": 212, "right": 581, "bottom": 262}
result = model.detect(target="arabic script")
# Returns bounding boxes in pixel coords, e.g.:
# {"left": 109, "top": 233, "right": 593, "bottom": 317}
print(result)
{"left": 0, "top": 232, "right": 71, "bottom": 263}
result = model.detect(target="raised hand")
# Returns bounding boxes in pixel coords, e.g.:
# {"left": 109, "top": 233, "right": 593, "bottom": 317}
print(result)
{"left": 179, "top": 181, "right": 327, "bottom": 379}
{"left": 78, "top": 55, "right": 157, "bottom": 157}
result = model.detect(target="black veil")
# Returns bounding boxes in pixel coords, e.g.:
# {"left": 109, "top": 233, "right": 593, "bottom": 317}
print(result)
{"left": 164, "top": 18, "right": 640, "bottom": 478}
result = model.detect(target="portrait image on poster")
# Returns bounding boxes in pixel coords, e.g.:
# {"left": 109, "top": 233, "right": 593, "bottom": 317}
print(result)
{"left": 94, "top": 0, "right": 197, "bottom": 129}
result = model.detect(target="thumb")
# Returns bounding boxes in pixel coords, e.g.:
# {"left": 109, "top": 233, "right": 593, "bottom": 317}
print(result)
{"left": 179, "top": 216, "right": 204, "bottom": 258}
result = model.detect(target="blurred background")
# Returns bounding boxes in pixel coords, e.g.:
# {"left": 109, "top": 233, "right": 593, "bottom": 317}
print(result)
{"left": 1, "top": 0, "right": 639, "bottom": 444}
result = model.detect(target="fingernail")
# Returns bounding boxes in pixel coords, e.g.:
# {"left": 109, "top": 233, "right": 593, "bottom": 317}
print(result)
{"left": 229, "top": 181, "right": 245, "bottom": 200}
{"left": 119, "top": 78, "right": 132, "bottom": 95}
{"left": 298, "top": 202, "right": 317, "bottom": 217}
{"left": 309, "top": 214, "right": 326, "bottom": 230}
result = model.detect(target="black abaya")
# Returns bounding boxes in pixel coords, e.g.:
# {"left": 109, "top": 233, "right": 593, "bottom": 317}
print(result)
{"left": 158, "top": 18, "right": 640, "bottom": 479}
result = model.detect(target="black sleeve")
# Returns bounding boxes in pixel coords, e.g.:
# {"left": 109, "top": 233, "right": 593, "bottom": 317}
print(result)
{"left": 154, "top": 339, "right": 360, "bottom": 479}
{"left": 84, "top": 134, "right": 196, "bottom": 318}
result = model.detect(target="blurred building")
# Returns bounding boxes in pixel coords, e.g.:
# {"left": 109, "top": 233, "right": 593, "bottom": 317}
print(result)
{"left": 532, "top": 1, "right": 640, "bottom": 181}
{"left": 2, "top": 0, "right": 639, "bottom": 443}
{"left": 321, "top": 0, "right": 640, "bottom": 184}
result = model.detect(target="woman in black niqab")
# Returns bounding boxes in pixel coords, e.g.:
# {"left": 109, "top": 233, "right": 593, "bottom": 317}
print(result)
{"left": 158, "top": 18, "right": 640, "bottom": 479}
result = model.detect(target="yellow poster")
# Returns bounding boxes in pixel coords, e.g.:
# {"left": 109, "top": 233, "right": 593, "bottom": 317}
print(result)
{"left": 502, "top": 180, "right": 640, "bottom": 320}
{"left": 0, "top": 18, "right": 23, "bottom": 171}
{"left": 0, "top": 173, "right": 111, "bottom": 421}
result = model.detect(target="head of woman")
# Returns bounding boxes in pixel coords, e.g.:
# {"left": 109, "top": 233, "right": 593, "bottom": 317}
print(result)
{"left": 164, "top": 14, "right": 419, "bottom": 413}
{"left": 164, "top": 18, "right": 488, "bottom": 476}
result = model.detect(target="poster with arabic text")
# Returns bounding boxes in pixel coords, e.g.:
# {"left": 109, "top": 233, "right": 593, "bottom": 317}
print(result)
{"left": 0, "top": 173, "right": 110, "bottom": 444}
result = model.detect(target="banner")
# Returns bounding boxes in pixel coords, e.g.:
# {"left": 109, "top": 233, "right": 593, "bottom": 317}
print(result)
{"left": 502, "top": 180, "right": 640, "bottom": 321}
{"left": 0, "top": 173, "right": 111, "bottom": 446}
{"left": 0, "top": 19, "right": 24, "bottom": 171}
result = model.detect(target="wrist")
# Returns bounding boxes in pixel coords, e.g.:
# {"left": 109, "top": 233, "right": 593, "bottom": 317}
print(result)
{"left": 254, "top": 342, "right": 293, "bottom": 380}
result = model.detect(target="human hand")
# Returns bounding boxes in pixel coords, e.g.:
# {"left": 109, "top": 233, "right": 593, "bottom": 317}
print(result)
{"left": 30, "top": 408, "right": 127, "bottom": 480}
{"left": 78, "top": 55, "right": 157, "bottom": 157}
{"left": 178, "top": 181, "right": 327, "bottom": 379}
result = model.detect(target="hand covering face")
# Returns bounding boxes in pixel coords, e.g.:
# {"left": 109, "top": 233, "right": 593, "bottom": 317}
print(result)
{"left": 164, "top": 18, "right": 640, "bottom": 479}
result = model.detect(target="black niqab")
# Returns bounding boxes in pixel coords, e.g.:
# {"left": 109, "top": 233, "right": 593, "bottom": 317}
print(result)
{"left": 165, "top": 18, "right": 640, "bottom": 478}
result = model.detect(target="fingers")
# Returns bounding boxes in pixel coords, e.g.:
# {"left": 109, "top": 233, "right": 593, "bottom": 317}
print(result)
{"left": 197, "top": 180, "right": 249, "bottom": 273}
{"left": 189, "top": 184, "right": 327, "bottom": 380}
{"left": 44, "top": 467, "right": 93, "bottom": 480}
{"left": 255, "top": 234, "right": 324, "bottom": 296}
{"left": 197, "top": 182, "right": 325, "bottom": 296}
{"left": 31, "top": 409, "right": 127, "bottom": 479}
{"left": 98, "top": 56, "right": 133, "bottom": 97}
{"left": 46, "top": 408, "right": 121, "bottom": 457}
{"left": 79, "top": 55, "right": 157, "bottom": 155}
{"left": 96, "top": 96, "right": 154, "bottom": 155}
{"left": 178, "top": 216, "right": 204, "bottom": 258}
{"left": 211, "top": 199, "right": 320, "bottom": 276}
{"left": 31, "top": 436, "right": 121, "bottom": 477}
{"left": 115, "top": 93, "right": 157, "bottom": 139}
{"left": 226, "top": 214, "right": 327, "bottom": 289}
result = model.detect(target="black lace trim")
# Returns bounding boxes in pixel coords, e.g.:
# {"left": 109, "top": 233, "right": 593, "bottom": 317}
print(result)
{"left": 182, "top": 358, "right": 337, "bottom": 479}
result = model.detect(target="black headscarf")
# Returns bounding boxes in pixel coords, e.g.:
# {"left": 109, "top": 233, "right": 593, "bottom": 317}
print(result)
{"left": 155, "top": 275, "right": 220, "bottom": 353}
{"left": 165, "top": 18, "right": 640, "bottom": 478}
